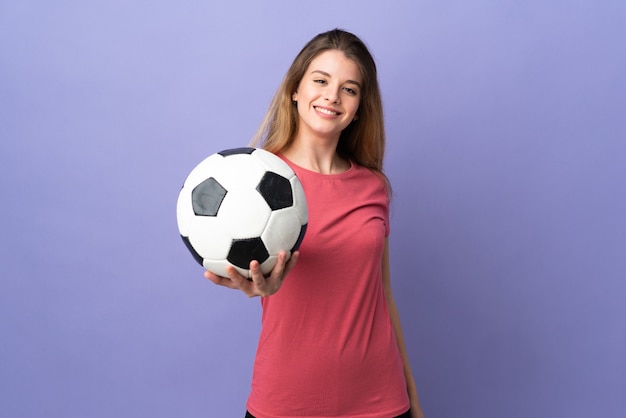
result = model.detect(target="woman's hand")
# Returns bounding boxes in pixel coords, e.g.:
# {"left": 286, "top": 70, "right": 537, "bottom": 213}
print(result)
{"left": 204, "top": 251, "right": 299, "bottom": 297}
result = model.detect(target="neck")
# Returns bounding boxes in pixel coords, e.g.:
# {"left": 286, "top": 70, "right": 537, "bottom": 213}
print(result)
{"left": 282, "top": 137, "right": 349, "bottom": 175}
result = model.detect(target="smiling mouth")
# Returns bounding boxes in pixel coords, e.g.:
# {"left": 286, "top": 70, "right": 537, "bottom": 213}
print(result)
{"left": 314, "top": 106, "right": 340, "bottom": 116}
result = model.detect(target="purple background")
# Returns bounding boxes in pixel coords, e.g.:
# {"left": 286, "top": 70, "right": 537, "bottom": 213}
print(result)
{"left": 1, "top": 1, "right": 625, "bottom": 417}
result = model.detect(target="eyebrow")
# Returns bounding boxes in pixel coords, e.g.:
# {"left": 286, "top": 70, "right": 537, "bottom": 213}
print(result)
{"left": 311, "top": 70, "right": 362, "bottom": 88}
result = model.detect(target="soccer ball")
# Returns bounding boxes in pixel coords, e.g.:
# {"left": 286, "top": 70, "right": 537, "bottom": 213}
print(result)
{"left": 176, "top": 147, "right": 308, "bottom": 278}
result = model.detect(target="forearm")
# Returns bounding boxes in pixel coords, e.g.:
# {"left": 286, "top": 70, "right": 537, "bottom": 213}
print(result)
{"left": 382, "top": 239, "right": 424, "bottom": 416}
{"left": 385, "top": 288, "right": 424, "bottom": 417}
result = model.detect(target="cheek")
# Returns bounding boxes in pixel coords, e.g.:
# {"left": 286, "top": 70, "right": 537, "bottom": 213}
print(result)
{"left": 347, "top": 100, "right": 361, "bottom": 117}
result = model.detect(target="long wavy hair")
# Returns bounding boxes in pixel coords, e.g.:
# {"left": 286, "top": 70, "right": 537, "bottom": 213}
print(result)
{"left": 251, "top": 29, "right": 387, "bottom": 177}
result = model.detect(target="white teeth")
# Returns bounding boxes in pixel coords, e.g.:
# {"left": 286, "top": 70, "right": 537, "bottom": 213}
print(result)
{"left": 316, "top": 107, "right": 338, "bottom": 115}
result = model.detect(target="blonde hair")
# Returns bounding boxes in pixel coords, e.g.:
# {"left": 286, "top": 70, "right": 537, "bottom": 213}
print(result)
{"left": 251, "top": 29, "right": 387, "bottom": 175}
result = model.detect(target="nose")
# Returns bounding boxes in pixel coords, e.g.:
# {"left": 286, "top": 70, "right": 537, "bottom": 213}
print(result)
{"left": 323, "top": 86, "right": 341, "bottom": 104}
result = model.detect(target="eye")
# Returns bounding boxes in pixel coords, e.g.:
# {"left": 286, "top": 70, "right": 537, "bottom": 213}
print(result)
{"left": 313, "top": 79, "right": 326, "bottom": 84}
{"left": 343, "top": 86, "right": 358, "bottom": 96}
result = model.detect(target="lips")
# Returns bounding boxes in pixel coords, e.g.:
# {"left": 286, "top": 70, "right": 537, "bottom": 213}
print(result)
{"left": 314, "top": 106, "right": 341, "bottom": 116}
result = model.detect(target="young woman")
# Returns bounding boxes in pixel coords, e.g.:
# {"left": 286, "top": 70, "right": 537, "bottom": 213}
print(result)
{"left": 205, "top": 29, "right": 425, "bottom": 418}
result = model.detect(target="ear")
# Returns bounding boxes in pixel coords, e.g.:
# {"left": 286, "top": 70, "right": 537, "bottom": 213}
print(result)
{"left": 292, "top": 91, "right": 298, "bottom": 102}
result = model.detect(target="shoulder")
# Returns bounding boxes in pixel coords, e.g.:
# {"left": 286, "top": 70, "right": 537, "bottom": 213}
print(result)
{"left": 351, "top": 163, "right": 391, "bottom": 197}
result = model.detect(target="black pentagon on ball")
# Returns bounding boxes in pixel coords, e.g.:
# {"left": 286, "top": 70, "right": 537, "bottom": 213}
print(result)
{"left": 192, "top": 177, "right": 227, "bottom": 216}
{"left": 181, "top": 235, "right": 204, "bottom": 266}
{"left": 227, "top": 237, "right": 270, "bottom": 269}
{"left": 218, "top": 147, "right": 255, "bottom": 156}
{"left": 291, "top": 224, "right": 307, "bottom": 253}
{"left": 257, "top": 172, "right": 293, "bottom": 210}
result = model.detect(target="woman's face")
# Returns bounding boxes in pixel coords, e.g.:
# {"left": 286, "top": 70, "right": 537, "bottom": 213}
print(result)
{"left": 292, "top": 49, "right": 362, "bottom": 142}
